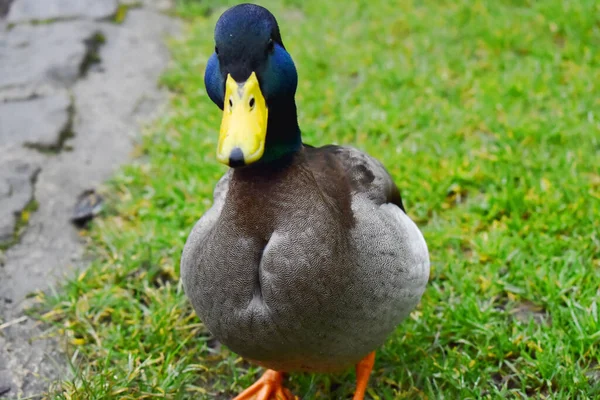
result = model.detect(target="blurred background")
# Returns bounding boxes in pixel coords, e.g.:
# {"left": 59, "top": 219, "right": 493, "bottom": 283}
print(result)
{"left": 0, "top": 0, "right": 598, "bottom": 399}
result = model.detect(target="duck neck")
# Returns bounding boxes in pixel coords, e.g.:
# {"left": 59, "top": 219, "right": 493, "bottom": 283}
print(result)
{"left": 261, "top": 98, "right": 301, "bottom": 164}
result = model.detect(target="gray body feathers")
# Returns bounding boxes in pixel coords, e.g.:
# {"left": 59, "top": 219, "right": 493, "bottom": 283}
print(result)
{"left": 181, "top": 146, "right": 429, "bottom": 372}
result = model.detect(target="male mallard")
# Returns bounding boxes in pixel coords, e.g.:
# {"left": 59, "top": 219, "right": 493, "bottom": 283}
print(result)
{"left": 181, "top": 4, "right": 430, "bottom": 399}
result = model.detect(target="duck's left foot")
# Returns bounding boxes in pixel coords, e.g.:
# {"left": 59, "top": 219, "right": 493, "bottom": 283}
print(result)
{"left": 233, "top": 369, "right": 297, "bottom": 400}
{"left": 353, "top": 352, "right": 376, "bottom": 400}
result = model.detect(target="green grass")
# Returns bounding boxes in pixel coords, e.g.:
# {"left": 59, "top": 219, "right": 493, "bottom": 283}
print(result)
{"left": 39, "top": 0, "right": 600, "bottom": 398}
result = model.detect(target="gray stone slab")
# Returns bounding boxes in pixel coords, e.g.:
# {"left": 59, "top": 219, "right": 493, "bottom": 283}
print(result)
{"left": 0, "top": 160, "right": 39, "bottom": 246}
{"left": 0, "top": 22, "right": 95, "bottom": 101}
{"left": 0, "top": 92, "right": 71, "bottom": 150}
{"left": 0, "top": 324, "right": 62, "bottom": 400}
{"left": 0, "top": 369, "right": 13, "bottom": 397}
{"left": 7, "top": 0, "right": 117, "bottom": 23}
{"left": 0, "top": 7, "right": 181, "bottom": 398}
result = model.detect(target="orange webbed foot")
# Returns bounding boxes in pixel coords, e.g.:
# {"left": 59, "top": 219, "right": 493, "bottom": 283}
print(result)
{"left": 233, "top": 369, "right": 297, "bottom": 400}
{"left": 353, "top": 352, "right": 376, "bottom": 400}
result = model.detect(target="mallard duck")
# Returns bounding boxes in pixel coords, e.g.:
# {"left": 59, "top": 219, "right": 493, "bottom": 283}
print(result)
{"left": 181, "top": 4, "right": 430, "bottom": 399}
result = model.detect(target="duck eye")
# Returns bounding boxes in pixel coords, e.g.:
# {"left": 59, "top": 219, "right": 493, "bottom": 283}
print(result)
{"left": 215, "top": 46, "right": 219, "bottom": 55}
{"left": 249, "top": 96, "right": 255, "bottom": 109}
{"left": 267, "top": 39, "right": 274, "bottom": 52}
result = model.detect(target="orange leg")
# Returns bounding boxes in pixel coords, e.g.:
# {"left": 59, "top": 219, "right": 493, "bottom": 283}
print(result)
{"left": 233, "top": 369, "right": 297, "bottom": 400}
{"left": 353, "top": 352, "right": 376, "bottom": 400}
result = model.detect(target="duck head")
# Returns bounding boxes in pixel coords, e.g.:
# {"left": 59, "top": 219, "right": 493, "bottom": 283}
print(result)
{"left": 205, "top": 3, "right": 301, "bottom": 167}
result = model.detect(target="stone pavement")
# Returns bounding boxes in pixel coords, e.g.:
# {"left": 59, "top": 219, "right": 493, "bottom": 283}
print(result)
{"left": 0, "top": 1, "right": 180, "bottom": 397}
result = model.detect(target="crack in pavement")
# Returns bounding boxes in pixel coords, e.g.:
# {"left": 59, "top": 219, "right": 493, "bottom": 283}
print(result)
{"left": 79, "top": 31, "right": 106, "bottom": 77}
{"left": 0, "top": 162, "right": 40, "bottom": 250}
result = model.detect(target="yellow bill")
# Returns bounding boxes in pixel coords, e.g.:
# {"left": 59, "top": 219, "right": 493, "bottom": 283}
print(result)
{"left": 217, "top": 72, "right": 268, "bottom": 167}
